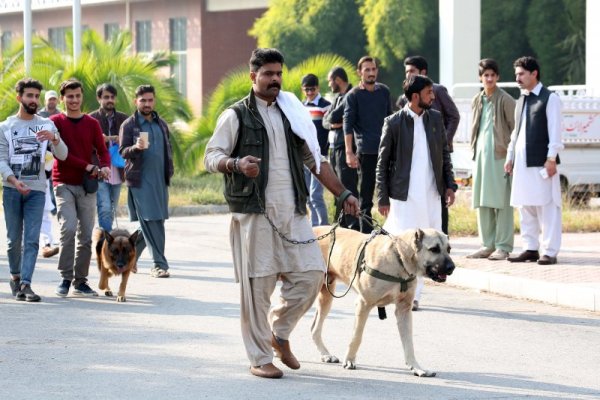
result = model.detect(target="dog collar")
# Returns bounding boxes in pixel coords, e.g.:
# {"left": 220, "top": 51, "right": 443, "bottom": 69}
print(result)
{"left": 356, "top": 234, "right": 416, "bottom": 292}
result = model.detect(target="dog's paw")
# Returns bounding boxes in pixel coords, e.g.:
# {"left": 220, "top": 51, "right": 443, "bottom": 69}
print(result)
{"left": 343, "top": 360, "right": 356, "bottom": 370}
{"left": 411, "top": 367, "right": 436, "bottom": 377}
{"left": 105, "top": 290, "right": 113, "bottom": 297}
{"left": 116, "top": 296, "right": 126, "bottom": 302}
{"left": 321, "top": 355, "right": 339, "bottom": 363}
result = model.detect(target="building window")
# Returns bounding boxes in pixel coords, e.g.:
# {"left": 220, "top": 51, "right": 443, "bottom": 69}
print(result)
{"left": 1, "top": 31, "right": 12, "bottom": 52}
{"left": 169, "top": 18, "right": 187, "bottom": 96}
{"left": 104, "top": 23, "right": 119, "bottom": 41}
{"left": 48, "top": 27, "right": 68, "bottom": 52}
{"left": 135, "top": 20, "right": 152, "bottom": 53}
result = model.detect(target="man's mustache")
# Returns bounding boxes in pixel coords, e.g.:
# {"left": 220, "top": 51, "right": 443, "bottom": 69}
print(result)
{"left": 268, "top": 83, "right": 281, "bottom": 89}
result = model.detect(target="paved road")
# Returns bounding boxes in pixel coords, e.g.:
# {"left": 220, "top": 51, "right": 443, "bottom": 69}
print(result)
{"left": 1, "top": 215, "right": 599, "bottom": 399}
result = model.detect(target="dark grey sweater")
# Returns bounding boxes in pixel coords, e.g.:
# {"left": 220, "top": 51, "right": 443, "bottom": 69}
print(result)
{"left": 343, "top": 83, "right": 393, "bottom": 154}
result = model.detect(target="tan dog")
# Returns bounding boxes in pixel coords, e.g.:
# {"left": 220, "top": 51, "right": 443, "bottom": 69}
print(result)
{"left": 94, "top": 228, "right": 139, "bottom": 302}
{"left": 311, "top": 226, "right": 454, "bottom": 377}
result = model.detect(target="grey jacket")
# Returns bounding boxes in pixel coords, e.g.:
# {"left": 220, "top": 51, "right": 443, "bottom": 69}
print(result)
{"left": 470, "top": 88, "right": 515, "bottom": 160}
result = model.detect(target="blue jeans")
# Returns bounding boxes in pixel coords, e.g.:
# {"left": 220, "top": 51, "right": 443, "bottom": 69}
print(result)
{"left": 3, "top": 187, "right": 45, "bottom": 285}
{"left": 97, "top": 181, "right": 122, "bottom": 232}
{"left": 304, "top": 167, "right": 328, "bottom": 226}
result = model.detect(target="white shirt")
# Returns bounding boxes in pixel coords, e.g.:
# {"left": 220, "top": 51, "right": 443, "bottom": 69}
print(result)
{"left": 508, "top": 83, "right": 564, "bottom": 207}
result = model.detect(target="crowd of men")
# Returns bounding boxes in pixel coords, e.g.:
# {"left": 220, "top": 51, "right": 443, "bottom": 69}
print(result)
{"left": 1, "top": 78, "right": 173, "bottom": 302}
{"left": 204, "top": 49, "right": 563, "bottom": 378}
{"left": 3, "top": 48, "right": 563, "bottom": 379}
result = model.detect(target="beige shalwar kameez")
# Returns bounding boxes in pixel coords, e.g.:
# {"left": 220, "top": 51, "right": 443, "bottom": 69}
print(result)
{"left": 204, "top": 97, "right": 325, "bottom": 366}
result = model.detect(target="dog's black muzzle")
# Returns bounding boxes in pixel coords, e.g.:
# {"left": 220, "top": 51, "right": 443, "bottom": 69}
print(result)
{"left": 425, "top": 257, "right": 455, "bottom": 283}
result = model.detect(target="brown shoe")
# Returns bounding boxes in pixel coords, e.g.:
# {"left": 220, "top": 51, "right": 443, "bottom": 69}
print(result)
{"left": 272, "top": 334, "right": 300, "bottom": 369}
{"left": 42, "top": 245, "right": 59, "bottom": 258}
{"left": 537, "top": 255, "right": 557, "bottom": 265}
{"left": 250, "top": 363, "right": 283, "bottom": 379}
{"left": 507, "top": 250, "right": 540, "bottom": 263}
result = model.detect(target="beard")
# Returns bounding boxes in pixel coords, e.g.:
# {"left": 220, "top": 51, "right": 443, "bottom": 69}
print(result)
{"left": 21, "top": 100, "right": 38, "bottom": 115}
{"left": 418, "top": 99, "right": 432, "bottom": 110}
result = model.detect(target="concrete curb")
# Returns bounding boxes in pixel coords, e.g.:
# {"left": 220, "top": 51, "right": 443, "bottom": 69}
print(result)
{"left": 448, "top": 267, "right": 600, "bottom": 312}
{"left": 115, "top": 204, "right": 229, "bottom": 217}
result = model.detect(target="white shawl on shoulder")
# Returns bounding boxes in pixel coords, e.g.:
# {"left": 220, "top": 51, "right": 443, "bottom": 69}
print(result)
{"left": 276, "top": 91, "right": 322, "bottom": 173}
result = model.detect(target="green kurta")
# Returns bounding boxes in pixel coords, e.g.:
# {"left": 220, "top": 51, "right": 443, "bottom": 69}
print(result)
{"left": 472, "top": 95, "right": 510, "bottom": 209}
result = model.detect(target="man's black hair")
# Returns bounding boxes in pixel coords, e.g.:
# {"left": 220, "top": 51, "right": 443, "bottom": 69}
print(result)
{"left": 15, "top": 78, "right": 43, "bottom": 96}
{"left": 59, "top": 78, "right": 82, "bottom": 96}
{"left": 403, "top": 74, "right": 434, "bottom": 99}
{"left": 96, "top": 83, "right": 118, "bottom": 98}
{"left": 249, "top": 48, "right": 285, "bottom": 72}
{"left": 513, "top": 56, "right": 541, "bottom": 81}
{"left": 478, "top": 58, "right": 499, "bottom": 76}
{"left": 404, "top": 55, "right": 428, "bottom": 73}
{"left": 329, "top": 66, "right": 348, "bottom": 83}
{"left": 135, "top": 84, "right": 155, "bottom": 97}
{"left": 301, "top": 73, "right": 319, "bottom": 87}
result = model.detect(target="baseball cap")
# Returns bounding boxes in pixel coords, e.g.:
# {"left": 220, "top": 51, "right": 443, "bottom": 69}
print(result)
{"left": 45, "top": 90, "right": 58, "bottom": 101}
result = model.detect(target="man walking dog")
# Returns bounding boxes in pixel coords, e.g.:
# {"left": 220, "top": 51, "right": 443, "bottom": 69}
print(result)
{"left": 204, "top": 48, "right": 359, "bottom": 379}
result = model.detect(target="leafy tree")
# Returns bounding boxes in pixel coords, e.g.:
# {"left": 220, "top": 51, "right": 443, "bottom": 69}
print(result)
{"left": 0, "top": 30, "right": 192, "bottom": 169}
{"left": 0, "top": 30, "right": 191, "bottom": 123}
{"left": 481, "top": 0, "right": 533, "bottom": 82}
{"left": 558, "top": 0, "right": 585, "bottom": 84}
{"left": 526, "top": 0, "right": 572, "bottom": 85}
{"left": 250, "top": 0, "right": 367, "bottom": 67}
{"left": 358, "top": 0, "right": 426, "bottom": 68}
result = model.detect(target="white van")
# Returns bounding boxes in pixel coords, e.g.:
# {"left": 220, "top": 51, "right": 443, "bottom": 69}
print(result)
{"left": 451, "top": 84, "right": 600, "bottom": 205}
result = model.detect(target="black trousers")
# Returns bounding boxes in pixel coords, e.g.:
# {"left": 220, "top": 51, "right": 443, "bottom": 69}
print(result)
{"left": 357, "top": 153, "right": 378, "bottom": 233}
{"left": 331, "top": 147, "right": 360, "bottom": 230}
{"left": 441, "top": 196, "right": 449, "bottom": 235}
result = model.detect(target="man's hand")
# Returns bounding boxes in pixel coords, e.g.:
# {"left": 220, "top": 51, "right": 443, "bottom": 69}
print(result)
{"left": 14, "top": 180, "right": 31, "bottom": 196}
{"left": 378, "top": 205, "right": 390, "bottom": 217}
{"left": 238, "top": 156, "right": 261, "bottom": 178}
{"left": 445, "top": 188, "right": 456, "bottom": 207}
{"left": 343, "top": 195, "right": 360, "bottom": 217}
{"left": 35, "top": 129, "right": 56, "bottom": 143}
{"left": 330, "top": 122, "right": 343, "bottom": 129}
{"left": 99, "top": 167, "right": 111, "bottom": 180}
{"left": 346, "top": 151, "right": 359, "bottom": 169}
{"left": 504, "top": 160, "right": 513, "bottom": 175}
{"left": 135, "top": 137, "right": 146, "bottom": 150}
{"left": 544, "top": 159, "right": 557, "bottom": 177}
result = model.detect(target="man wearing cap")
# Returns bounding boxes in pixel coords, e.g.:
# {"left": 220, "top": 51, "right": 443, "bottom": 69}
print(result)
{"left": 301, "top": 73, "right": 331, "bottom": 226}
{"left": 38, "top": 89, "right": 61, "bottom": 258}
{"left": 38, "top": 90, "right": 61, "bottom": 118}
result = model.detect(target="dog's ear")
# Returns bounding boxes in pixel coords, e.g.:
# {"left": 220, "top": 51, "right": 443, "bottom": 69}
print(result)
{"left": 103, "top": 230, "right": 115, "bottom": 244}
{"left": 129, "top": 230, "right": 140, "bottom": 246}
{"left": 414, "top": 229, "right": 425, "bottom": 251}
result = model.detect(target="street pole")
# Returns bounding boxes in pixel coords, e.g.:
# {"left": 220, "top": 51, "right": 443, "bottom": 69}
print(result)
{"left": 73, "top": 0, "right": 81, "bottom": 64}
{"left": 24, "top": 0, "right": 32, "bottom": 75}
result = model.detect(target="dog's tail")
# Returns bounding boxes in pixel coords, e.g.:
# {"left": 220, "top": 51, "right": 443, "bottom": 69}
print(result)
{"left": 93, "top": 228, "right": 105, "bottom": 271}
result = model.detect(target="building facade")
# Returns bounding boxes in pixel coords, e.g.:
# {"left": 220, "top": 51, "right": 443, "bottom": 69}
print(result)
{"left": 0, "top": 0, "right": 267, "bottom": 114}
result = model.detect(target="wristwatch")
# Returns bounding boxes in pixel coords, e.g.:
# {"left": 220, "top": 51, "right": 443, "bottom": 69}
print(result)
{"left": 547, "top": 156, "right": 556, "bottom": 162}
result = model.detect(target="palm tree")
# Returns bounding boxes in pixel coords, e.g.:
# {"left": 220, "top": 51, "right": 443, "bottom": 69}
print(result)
{"left": 1, "top": 30, "right": 192, "bottom": 169}
{"left": 0, "top": 30, "right": 191, "bottom": 122}
{"left": 182, "top": 53, "right": 357, "bottom": 173}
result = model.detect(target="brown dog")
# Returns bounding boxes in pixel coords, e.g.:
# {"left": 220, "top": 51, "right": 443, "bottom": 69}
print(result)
{"left": 94, "top": 228, "right": 139, "bottom": 302}
{"left": 311, "top": 227, "right": 455, "bottom": 377}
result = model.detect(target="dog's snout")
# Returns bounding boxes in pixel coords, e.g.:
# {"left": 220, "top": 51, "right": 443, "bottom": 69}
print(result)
{"left": 445, "top": 259, "right": 455, "bottom": 275}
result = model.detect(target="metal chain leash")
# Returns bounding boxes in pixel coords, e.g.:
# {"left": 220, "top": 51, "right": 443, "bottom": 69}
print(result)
{"left": 252, "top": 180, "right": 344, "bottom": 244}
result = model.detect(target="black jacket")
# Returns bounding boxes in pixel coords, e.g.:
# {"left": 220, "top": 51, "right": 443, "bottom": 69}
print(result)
{"left": 376, "top": 108, "right": 456, "bottom": 206}
{"left": 118, "top": 111, "right": 174, "bottom": 188}
{"left": 322, "top": 84, "right": 353, "bottom": 150}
